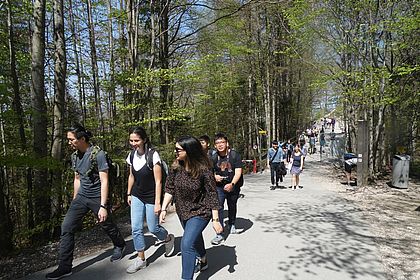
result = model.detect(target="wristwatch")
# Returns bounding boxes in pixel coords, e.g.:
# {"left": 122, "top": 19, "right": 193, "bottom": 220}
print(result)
{"left": 231, "top": 182, "right": 235, "bottom": 187}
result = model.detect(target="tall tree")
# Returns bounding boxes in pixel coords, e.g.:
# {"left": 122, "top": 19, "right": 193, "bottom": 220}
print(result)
{"left": 51, "top": 0, "right": 66, "bottom": 234}
{"left": 31, "top": 0, "right": 50, "bottom": 240}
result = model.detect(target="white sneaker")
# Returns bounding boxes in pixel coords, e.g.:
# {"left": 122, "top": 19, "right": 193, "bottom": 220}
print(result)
{"left": 230, "top": 225, "right": 238, "bottom": 234}
{"left": 126, "top": 258, "right": 146, "bottom": 274}
{"left": 211, "top": 234, "right": 224, "bottom": 245}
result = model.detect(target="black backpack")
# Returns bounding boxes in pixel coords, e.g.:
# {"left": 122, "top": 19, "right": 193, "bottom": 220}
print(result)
{"left": 129, "top": 149, "right": 168, "bottom": 194}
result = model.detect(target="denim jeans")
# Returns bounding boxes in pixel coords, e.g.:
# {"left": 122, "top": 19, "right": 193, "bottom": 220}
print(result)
{"left": 216, "top": 186, "right": 240, "bottom": 229}
{"left": 59, "top": 195, "right": 125, "bottom": 269}
{"left": 131, "top": 195, "right": 168, "bottom": 251}
{"left": 180, "top": 216, "right": 209, "bottom": 280}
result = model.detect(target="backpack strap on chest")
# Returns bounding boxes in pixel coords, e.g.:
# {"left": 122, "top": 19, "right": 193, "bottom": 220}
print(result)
{"left": 86, "top": 145, "right": 101, "bottom": 177}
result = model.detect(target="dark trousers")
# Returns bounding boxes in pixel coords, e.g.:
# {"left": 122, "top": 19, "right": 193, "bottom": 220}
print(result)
{"left": 216, "top": 186, "right": 240, "bottom": 228}
{"left": 270, "top": 162, "right": 283, "bottom": 185}
{"left": 59, "top": 195, "right": 125, "bottom": 269}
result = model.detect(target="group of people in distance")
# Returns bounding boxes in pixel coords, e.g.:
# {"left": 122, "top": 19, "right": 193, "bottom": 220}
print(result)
{"left": 46, "top": 125, "right": 243, "bottom": 280}
{"left": 268, "top": 140, "right": 305, "bottom": 191}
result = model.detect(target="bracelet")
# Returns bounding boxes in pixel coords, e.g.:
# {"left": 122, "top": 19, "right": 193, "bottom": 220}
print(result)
{"left": 212, "top": 218, "right": 219, "bottom": 222}
{"left": 100, "top": 204, "right": 107, "bottom": 209}
{"left": 127, "top": 194, "right": 131, "bottom": 196}
{"left": 161, "top": 209, "right": 167, "bottom": 212}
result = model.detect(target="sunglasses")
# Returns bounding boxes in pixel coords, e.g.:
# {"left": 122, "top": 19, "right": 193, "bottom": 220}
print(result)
{"left": 175, "top": 147, "right": 184, "bottom": 153}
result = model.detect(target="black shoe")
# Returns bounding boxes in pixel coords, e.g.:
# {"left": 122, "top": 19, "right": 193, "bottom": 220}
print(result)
{"left": 270, "top": 186, "right": 276, "bottom": 190}
{"left": 110, "top": 245, "right": 125, "bottom": 262}
{"left": 194, "top": 259, "right": 209, "bottom": 273}
{"left": 299, "top": 185, "right": 303, "bottom": 189}
{"left": 46, "top": 267, "right": 72, "bottom": 280}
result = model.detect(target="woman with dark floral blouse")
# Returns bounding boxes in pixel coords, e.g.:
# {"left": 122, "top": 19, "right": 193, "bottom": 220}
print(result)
{"left": 160, "top": 136, "right": 222, "bottom": 280}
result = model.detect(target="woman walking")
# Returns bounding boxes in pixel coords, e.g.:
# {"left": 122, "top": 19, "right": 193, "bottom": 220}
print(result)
{"left": 126, "top": 126, "right": 175, "bottom": 274}
{"left": 160, "top": 136, "right": 222, "bottom": 280}
{"left": 290, "top": 144, "right": 304, "bottom": 190}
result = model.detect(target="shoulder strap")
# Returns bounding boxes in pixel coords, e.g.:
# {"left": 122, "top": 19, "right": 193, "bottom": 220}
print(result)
{"left": 129, "top": 150, "right": 136, "bottom": 166}
{"left": 71, "top": 151, "right": 78, "bottom": 173}
{"left": 86, "top": 146, "right": 101, "bottom": 176}
{"left": 146, "top": 149, "right": 155, "bottom": 170}
{"left": 271, "top": 149, "right": 279, "bottom": 161}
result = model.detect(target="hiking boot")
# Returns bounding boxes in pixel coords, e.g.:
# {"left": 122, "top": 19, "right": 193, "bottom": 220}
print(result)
{"left": 194, "top": 259, "right": 208, "bottom": 273}
{"left": 46, "top": 267, "right": 72, "bottom": 280}
{"left": 126, "top": 257, "right": 146, "bottom": 274}
{"left": 164, "top": 234, "right": 175, "bottom": 257}
{"left": 211, "top": 234, "right": 224, "bottom": 245}
{"left": 230, "top": 225, "right": 238, "bottom": 234}
{"left": 110, "top": 245, "right": 125, "bottom": 262}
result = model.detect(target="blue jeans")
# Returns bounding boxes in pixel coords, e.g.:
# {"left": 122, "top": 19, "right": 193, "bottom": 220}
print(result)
{"left": 131, "top": 195, "right": 168, "bottom": 252}
{"left": 180, "top": 216, "right": 209, "bottom": 280}
{"left": 216, "top": 186, "right": 240, "bottom": 229}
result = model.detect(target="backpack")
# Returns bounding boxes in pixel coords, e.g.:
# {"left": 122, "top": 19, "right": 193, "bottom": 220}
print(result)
{"left": 129, "top": 149, "right": 168, "bottom": 195}
{"left": 71, "top": 146, "right": 120, "bottom": 202}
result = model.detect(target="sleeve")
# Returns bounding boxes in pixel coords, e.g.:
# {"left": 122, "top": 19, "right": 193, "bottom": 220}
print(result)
{"left": 203, "top": 169, "right": 220, "bottom": 210}
{"left": 165, "top": 170, "right": 176, "bottom": 195}
{"left": 152, "top": 150, "right": 162, "bottom": 166}
{"left": 96, "top": 151, "right": 109, "bottom": 172}
{"left": 126, "top": 152, "right": 131, "bottom": 165}
{"left": 232, "top": 150, "right": 242, "bottom": 169}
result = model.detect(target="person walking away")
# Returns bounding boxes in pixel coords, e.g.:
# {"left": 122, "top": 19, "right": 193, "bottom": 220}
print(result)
{"left": 286, "top": 139, "right": 294, "bottom": 162}
{"left": 125, "top": 126, "right": 175, "bottom": 274}
{"left": 268, "top": 140, "right": 285, "bottom": 190}
{"left": 290, "top": 145, "right": 304, "bottom": 190}
{"left": 319, "top": 128, "right": 326, "bottom": 155}
{"left": 301, "top": 141, "right": 308, "bottom": 164}
{"left": 160, "top": 136, "right": 222, "bottom": 280}
{"left": 211, "top": 133, "right": 243, "bottom": 245}
{"left": 46, "top": 125, "right": 126, "bottom": 280}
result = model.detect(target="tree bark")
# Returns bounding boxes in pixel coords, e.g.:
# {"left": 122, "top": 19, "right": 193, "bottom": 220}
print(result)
{"left": 51, "top": 0, "right": 67, "bottom": 236}
{"left": 31, "top": 0, "right": 50, "bottom": 241}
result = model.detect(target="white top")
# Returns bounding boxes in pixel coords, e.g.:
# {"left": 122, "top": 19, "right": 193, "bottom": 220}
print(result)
{"left": 126, "top": 149, "right": 161, "bottom": 171}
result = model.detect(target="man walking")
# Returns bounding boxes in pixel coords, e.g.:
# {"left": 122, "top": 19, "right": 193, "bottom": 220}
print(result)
{"left": 268, "top": 140, "right": 285, "bottom": 190}
{"left": 211, "top": 133, "right": 243, "bottom": 245}
{"left": 46, "top": 125, "right": 126, "bottom": 280}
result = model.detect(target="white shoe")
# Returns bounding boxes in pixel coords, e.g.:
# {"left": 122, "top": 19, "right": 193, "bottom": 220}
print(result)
{"left": 126, "top": 257, "right": 146, "bottom": 274}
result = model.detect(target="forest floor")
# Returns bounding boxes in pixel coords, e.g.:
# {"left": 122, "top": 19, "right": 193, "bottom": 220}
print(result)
{"left": 0, "top": 160, "right": 419, "bottom": 280}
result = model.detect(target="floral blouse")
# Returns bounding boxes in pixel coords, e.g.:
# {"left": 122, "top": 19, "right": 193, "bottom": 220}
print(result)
{"left": 165, "top": 168, "right": 220, "bottom": 221}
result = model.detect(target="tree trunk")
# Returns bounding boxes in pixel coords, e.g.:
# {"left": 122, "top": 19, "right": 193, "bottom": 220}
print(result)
{"left": 69, "top": 0, "right": 86, "bottom": 123}
{"left": 0, "top": 106, "right": 13, "bottom": 255}
{"left": 51, "top": 0, "right": 67, "bottom": 236}
{"left": 86, "top": 0, "right": 105, "bottom": 143}
{"left": 31, "top": 0, "right": 50, "bottom": 241}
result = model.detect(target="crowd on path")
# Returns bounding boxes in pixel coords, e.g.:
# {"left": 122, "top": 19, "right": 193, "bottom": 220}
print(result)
{"left": 45, "top": 116, "right": 357, "bottom": 280}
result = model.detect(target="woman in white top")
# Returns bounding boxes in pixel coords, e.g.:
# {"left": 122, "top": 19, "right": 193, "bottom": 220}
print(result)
{"left": 125, "top": 126, "right": 174, "bottom": 273}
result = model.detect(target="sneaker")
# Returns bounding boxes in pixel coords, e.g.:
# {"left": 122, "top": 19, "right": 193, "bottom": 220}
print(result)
{"left": 230, "top": 225, "right": 238, "bottom": 234}
{"left": 46, "top": 267, "right": 72, "bottom": 280}
{"left": 126, "top": 257, "right": 146, "bottom": 274}
{"left": 194, "top": 259, "right": 208, "bottom": 273}
{"left": 164, "top": 234, "right": 175, "bottom": 257}
{"left": 211, "top": 234, "right": 224, "bottom": 245}
{"left": 270, "top": 186, "right": 276, "bottom": 190}
{"left": 110, "top": 245, "right": 125, "bottom": 262}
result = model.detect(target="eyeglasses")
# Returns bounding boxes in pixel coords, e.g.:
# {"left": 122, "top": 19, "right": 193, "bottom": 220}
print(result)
{"left": 175, "top": 147, "right": 184, "bottom": 153}
{"left": 215, "top": 140, "right": 226, "bottom": 145}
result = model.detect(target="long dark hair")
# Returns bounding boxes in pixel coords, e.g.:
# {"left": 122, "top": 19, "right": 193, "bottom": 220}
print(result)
{"left": 68, "top": 124, "right": 93, "bottom": 142}
{"left": 173, "top": 136, "right": 211, "bottom": 178}
{"left": 129, "top": 126, "right": 154, "bottom": 161}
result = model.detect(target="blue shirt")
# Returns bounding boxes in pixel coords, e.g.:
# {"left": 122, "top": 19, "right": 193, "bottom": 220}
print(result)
{"left": 268, "top": 147, "right": 284, "bottom": 163}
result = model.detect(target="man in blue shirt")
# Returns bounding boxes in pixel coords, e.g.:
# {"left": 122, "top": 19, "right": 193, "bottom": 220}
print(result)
{"left": 268, "top": 141, "right": 286, "bottom": 190}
